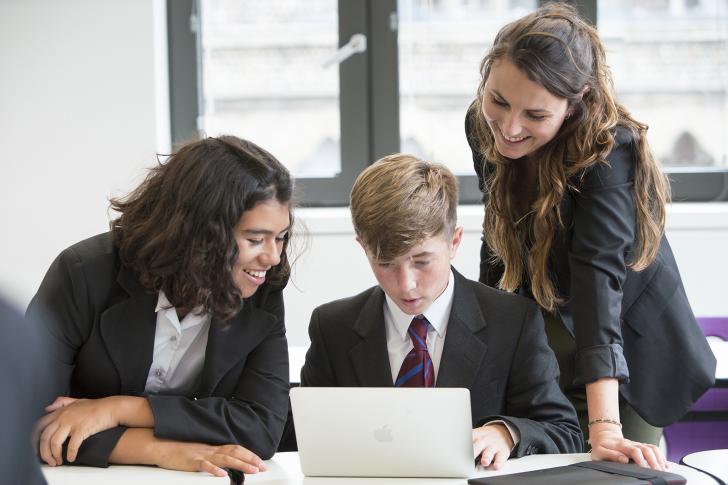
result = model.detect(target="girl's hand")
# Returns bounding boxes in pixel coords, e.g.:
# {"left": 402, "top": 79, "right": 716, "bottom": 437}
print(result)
{"left": 36, "top": 396, "right": 119, "bottom": 465}
{"left": 154, "top": 440, "right": 267, "bottom": 477}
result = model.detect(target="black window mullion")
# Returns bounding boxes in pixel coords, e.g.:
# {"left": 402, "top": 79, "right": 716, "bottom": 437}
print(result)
{"left": 295, "top": 0, "right": 372, "bottom": 207}
{"left": 167, "top": 0, "right": 200, "bottom": 147}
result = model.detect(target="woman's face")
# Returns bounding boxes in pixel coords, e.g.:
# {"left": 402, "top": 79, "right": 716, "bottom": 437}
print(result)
{"left": 233, "top": 199, "right": 291, "bottom": 298}
{"left": 482, "top": 58, "right": 570, "bottom": 160}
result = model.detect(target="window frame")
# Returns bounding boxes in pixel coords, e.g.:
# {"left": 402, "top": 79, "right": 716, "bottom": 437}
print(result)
{"left": 167, "top": 0, "right": 728, "bottom": 205}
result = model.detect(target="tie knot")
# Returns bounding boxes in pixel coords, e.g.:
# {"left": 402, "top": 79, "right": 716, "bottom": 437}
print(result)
{"left": 408, "top": 316, "right": 429, "bottom": 351}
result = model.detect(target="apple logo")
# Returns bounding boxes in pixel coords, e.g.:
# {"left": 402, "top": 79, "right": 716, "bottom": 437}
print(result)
{"left": 373, "top": 424, "right": 394, "bottom": 442}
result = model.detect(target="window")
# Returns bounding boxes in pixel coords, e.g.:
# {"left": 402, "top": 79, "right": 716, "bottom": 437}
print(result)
{"left": 599, "top": 0, "right": 728, "bottom": 200}
{"left": 199, "top": 0, "right": 341, "bottom": 178}
{"left": 398, "top": 0, "right": 537, "bottom": 176}
{"left": 169, "top": 0, "right": 374, "bottom": 206}
{"left": 169, "top": 0, "right": 728, "bottom": 204}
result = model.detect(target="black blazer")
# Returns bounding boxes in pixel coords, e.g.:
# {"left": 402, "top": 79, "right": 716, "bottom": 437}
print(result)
{"left": 26, "top": 232, "right": 290, "bottom": 467}
{"left": 300, "top": 269, "right": 584, "bottom": 456}
{"left": 466, "top": 110, "right": 716, "bottom": 426}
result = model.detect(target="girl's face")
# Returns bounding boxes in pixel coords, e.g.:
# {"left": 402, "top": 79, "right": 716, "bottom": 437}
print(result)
{"left": 482, "top": 58, "right": 570, "bottom": 160}
{"left": 233, "top": 199, "right": 291, "bottom": 298}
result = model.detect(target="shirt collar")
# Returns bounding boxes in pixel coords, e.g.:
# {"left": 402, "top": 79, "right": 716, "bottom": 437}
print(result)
{"left": 384, "top": 269, "right": 455, "bottom": 340}
{"left": 155, "top": 290, "right": 173, "bottom": 313}
{"left": 155, "top": 291, "right": 207, "bottom": 332}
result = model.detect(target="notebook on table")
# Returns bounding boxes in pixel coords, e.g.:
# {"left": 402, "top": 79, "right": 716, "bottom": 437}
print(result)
{"left": 290, "top": 387, "right": 475, "bottom": 478}
{"left": 467, "top": 461, "right": 686, "bottom": 485}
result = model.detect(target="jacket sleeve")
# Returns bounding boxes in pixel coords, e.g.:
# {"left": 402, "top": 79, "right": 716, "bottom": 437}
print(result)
{"left": 568, "top": 133, "right": 636, "bottom": 386}
{"left": 26, "top": 247, "right": 129, "bottom": 468}
{"left": 147, "top": 289, "right": 290, "bottom": 460}
{"left": 476, "top": 302, "right": 584, "bottom": 455}
{"left": 1, "top": 297, "right": 51, "bottom": 485}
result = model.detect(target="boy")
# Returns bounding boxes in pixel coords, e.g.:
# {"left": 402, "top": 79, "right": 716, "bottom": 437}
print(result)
{"left": 300, "top": 155, "right": 583, "bottom": 468}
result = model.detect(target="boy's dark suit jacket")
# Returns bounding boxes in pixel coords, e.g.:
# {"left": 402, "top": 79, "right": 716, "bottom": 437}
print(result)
{"left": 26, "top": 232, "right": 290, "bottom": 467}
{"left": 300, "top": 269, "right": 584, "bottom": 456}
{"left": 466, "top": 109, "right": 716, "bottom": 427}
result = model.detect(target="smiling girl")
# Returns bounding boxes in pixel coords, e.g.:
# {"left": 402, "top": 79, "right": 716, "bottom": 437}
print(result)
{"left": 27, "top": 136, "right": 294, "bottom": 477}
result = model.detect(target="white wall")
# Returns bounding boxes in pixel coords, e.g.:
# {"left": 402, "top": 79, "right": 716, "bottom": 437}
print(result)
{"left": 0, "top": 0, "right": 169, "bottom": 305}
{"left": 283, "top": 205, "right": 728, "bottom": 346}
{"left": 1, "top": 1, "right": 727, "bottom": 348}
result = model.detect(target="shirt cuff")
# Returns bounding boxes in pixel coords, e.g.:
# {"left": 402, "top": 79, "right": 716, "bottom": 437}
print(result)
{"left": 484, "top": 419, "right": 520, "bottom": 451}
{"left": 573, "top": 343, "right": 630, "bottom": 386}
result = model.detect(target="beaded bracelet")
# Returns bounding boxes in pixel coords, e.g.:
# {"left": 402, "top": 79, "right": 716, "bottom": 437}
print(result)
{"left": 587, "top": 418, "right": 622, "bottom": 428}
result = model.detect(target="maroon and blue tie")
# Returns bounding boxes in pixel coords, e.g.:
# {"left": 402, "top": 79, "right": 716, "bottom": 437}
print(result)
{"left": 395, "top": 315, "right": 434, "bottom": 387}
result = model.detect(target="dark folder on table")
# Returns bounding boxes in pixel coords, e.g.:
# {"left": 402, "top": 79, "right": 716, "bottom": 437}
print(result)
{"left": 468, "top": 461, "right": 686, "bottom": 485}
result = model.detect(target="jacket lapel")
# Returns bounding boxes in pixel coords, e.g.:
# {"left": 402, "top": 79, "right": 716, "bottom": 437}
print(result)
{"left": 437, "top": 269, "right": 488, "bottom": 388}
{"left": 196, "top": 302, "right": 276, "bottom": 396}
{"left": 349, "top": 288, "right": 395, "bottom": 387}
{"left": 99, "top": 265, "right": 157, "bottom": 395}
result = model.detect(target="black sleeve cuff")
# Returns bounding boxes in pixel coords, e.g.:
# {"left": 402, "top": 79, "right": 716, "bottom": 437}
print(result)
{"left": 573, "top": 344, "right": 629, "bottom": 386}
{"left": 63, "top": 426, "right": 128, "bottom": 467}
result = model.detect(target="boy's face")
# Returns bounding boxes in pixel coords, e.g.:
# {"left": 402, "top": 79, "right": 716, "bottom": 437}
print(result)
{"left": 361, "top": 227, "right": 463, "bottom": 316}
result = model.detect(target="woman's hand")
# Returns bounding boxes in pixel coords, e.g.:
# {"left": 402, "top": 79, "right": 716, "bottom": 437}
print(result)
{"left": 589, "top": 423, "right": 667, "bottom": 471}
{"left": 472, "top": 423, "right": 514, "bottom": 470}
{"left": 585, "top": 378, "right": 667, "bottom": 471}
{"left": 35, "top": 396, "right": 120, "bottom": 465}
{"left": 155, "top": 440, "right": 268, "bottom": 477}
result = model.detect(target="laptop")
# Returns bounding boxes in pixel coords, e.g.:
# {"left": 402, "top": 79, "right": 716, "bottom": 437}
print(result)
{"left": 290, "top": 387, "right": 475, "bottom": 478}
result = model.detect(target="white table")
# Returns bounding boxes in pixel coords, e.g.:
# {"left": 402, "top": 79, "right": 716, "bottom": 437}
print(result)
{"left": 43, "top": 452, "right": 715, "bottom": 484}
{"left": 682, "top": 449, "right": 728, "bottom": 484}
{"left": 709, "top": 339, "right": 728, "bottom": 382}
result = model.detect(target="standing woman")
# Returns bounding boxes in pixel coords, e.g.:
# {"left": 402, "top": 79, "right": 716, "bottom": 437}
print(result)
{"left": 465, "top": 3, "right": 715, "bottom": 469}
{"left": 27, "top": 136, "right": 294, "bottom": 477}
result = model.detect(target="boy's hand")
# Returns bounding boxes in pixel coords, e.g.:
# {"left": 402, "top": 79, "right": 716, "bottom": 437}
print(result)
{"left": 472, "top": 423, "right": 514, "bottom": 470}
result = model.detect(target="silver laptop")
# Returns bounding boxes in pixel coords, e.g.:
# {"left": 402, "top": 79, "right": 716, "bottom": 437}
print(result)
{"left": 290, "top": 387, "right": 475, "bottom": 478}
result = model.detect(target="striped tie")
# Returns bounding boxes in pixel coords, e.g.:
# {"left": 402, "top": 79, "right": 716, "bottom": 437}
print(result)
{"left": 395, "top": 315, "right": 434, "bottom": 387}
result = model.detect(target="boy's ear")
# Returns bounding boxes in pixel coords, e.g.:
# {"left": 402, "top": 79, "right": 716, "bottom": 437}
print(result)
{"left": 449, "top": 226, "right": 464, "bottom": 259}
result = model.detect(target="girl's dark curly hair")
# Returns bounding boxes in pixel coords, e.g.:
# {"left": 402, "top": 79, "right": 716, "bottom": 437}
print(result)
{"left": 110, "top": 135, "right": 293, "bottom": 320}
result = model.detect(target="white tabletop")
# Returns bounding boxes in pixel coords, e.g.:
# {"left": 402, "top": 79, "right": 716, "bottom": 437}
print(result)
{"left": 43, "top": 451, "right": 714, "bottom": 484}
{"left": 682, "top": 448, "right": 728, "bottom": 483}
{"left": 709, "top": 339, "right": 728, "bottom": 381}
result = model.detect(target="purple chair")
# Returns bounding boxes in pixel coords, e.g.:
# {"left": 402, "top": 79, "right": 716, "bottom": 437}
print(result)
{"left": 663, "top": 317, "right": 728, "bottom": 462}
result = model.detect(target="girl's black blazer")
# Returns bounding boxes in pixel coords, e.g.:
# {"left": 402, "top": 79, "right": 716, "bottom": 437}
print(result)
{"left": 27, "top": 232, "right": 290, "bottom": 466}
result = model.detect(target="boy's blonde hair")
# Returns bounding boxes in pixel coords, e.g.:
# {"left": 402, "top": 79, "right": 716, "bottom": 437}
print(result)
{"left": 350, "top": 153, "right": 458, "bottom": 261}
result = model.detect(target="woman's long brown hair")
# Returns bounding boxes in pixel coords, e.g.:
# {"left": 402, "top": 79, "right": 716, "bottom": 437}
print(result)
{"left": 469, "top": 2, "right": 669, "bottom": 311}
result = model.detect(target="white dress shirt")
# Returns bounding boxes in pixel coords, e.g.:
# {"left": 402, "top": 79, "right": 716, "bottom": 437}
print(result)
{"left": 144, "top": 291, "right": 211, "bottom": 395}
{"left": 383, "top": 269, "right": 520, "bottom": 447}
{"left": 384, "top": 271, "right": 454, "bottom": 383}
